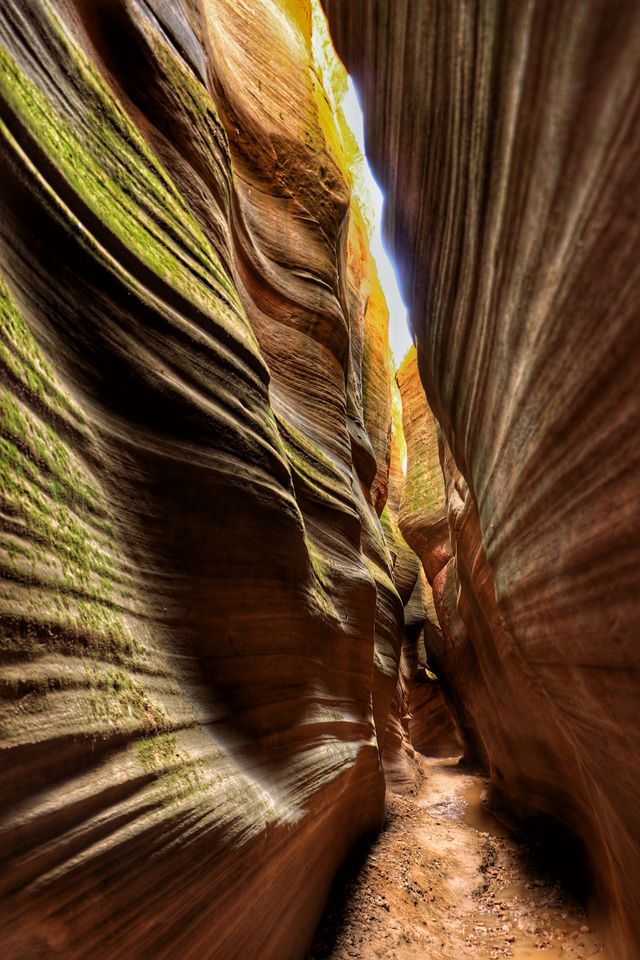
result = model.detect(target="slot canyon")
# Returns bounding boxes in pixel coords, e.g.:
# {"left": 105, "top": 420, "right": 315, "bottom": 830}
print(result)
{"left": 1, "top": 2, "right": 638, "bottom": 959}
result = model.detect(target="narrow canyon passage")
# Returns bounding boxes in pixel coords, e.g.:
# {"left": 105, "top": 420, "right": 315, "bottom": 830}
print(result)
{"left": 1, "top": 1, "right": 639, "bottom": 958}
{"left": 309, "top": 757, "right": 606, "bottom": 960}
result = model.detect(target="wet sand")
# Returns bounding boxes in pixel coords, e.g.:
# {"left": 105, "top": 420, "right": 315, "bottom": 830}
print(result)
{"left": 307, "top": 756, "right": 607, "bottom": 960}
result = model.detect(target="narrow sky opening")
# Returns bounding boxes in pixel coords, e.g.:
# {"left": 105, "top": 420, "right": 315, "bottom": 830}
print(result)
{"left": 341, "top": 79, "right": 413, "bottom": 368}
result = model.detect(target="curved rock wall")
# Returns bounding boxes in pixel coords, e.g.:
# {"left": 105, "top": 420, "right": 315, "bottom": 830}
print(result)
{"left": 324, "top": 2, "right": 640, "bottom": 956}
{"left": 377, "top": 379, "right": 421, "bottom": 792}
{"left": 0, "top": 2, "right": 410, "bottom": 957}
{"left": 396, "top": 350, "right": 465, "bottom": 761}
{"left": 408, "top": 578, "right": 463, "bottom": 762}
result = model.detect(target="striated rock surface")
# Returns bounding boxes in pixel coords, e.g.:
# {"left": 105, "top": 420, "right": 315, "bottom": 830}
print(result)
{"left": 0, "top": 2, "right": 411, "bottom": 957}
{"left": 361, "top": 267, "right": 393, "bottom": 516}
{"left": 377, "top": 382, "right": 421, "bottom": 792}
{"left": 408, "top": 574, "right": 462, "bottom": 761}
{"left": 376, "top": 372, "right": 460, "bottom": 791}
{"left": 324, "top": 2, "right": 640, "bottom": 956}
{"left": 396, "top": 350, "right": 463, "bottom": 761}
{"left": 397, "top": 347, "right": 450, "bottom": 585}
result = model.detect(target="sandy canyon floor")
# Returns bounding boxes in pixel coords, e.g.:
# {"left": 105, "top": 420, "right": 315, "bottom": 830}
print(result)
{"left": 307, "top": 757, "right": 607, "bottom": 960}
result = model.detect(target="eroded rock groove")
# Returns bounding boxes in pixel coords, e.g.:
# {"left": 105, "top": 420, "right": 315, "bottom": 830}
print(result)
{"left": 1, "top": 2, "right": 638, "bottom": 959}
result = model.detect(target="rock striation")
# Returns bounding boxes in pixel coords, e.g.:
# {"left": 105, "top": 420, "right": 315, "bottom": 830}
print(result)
{"left": 5, "top": 0, "right": 638, "bottom": 955}
{"left": 324, "top": 2, "right": 640, "bottom": 956}
{"left": 379, "top": 369, "right": 461, "bottom": 786}
{"left": 377, "top": 377, "right": 422, "bottom": 792}
{"left": 0, "top": 2, "right": 414, "bottom": 957}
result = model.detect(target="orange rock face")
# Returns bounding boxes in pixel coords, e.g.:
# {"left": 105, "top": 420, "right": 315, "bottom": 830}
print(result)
{"left": 377, "top": 371, "right": 460, "bottom": 790}
{"left": 396, "top": 351, "right": 466, "bottom": 760}
{"left": 408, "top": 576, "right": 463, "bottom": 761}
{"left": 0, "top": 2, "right": 413, "bottom": 957}
{"left": 377, "top": 391, "right": 421, "bottom": 793}
{"left": 324, "top": 2, "right": 640, "bottom": 956}
{"left": 397, "top": 349, "right": 450, "bottom": 587}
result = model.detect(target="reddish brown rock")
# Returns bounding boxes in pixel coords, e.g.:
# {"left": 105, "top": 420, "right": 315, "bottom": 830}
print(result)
{"left": 324, "top": 2, "right": 640, "bottom": 955}
{"left": 397, "top": 350, "right": 481, "bottom": 759}
{"left": 377, "top": 380, "right": 452, "bottom": 793}
{"left": 361, "top": 267, "right": 393, "bottom": 516}
{"left": 397, "top": 348, "right": 451, "bottom": 585}
{"left": 0, "top": 2, "right": 406, "bottom": 957}
{"left": 408, "top": 575, "right": 463, "bottom": 760}
{"left": 394, "top": 353, "right": 462, "bottom": 762}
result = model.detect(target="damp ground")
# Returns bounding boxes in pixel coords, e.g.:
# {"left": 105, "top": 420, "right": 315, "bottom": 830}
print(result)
{"left": 307, "top": 757, "right": 607, "bottom": 960}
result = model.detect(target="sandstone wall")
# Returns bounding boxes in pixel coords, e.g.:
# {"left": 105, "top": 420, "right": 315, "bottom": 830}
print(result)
{"left": 0, "top": 2, "right": 407, "bottom": 957}
{"left": 324, "top": 2, "right": 640, "bottom": 955}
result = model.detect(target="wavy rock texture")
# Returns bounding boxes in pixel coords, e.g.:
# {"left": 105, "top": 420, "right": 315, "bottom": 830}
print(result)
{"left": 324, "top": 2, "right": 640, "bottom": 956}
{"left": 408, "top": 575, "right": 462, "bottom": 761}
{"left": 360, "top": 300, "right": 425, "bottom": 793}
{"left": 0, "top": 2, "right": 412, "bottom": 957}
{"left": 397, "top": 349, "right": 478, "bottom": 757}
{"left": 396, "top": 350, "right": 463, "bottom": 761}
{"left": 397, "top": 348, "right": 450, "bottom": 586}
{"left": 376, "top": 367, "right": 460, "bottom": 789}
{"left": 361, "top": 266, "right": 393, "bottom": 515}
{"left": 376, "top": 380, "right": 421, "bottom": 792}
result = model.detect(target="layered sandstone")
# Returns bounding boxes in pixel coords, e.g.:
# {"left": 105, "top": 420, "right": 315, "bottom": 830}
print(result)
{"left": 396, "top": 350, "right": 464, "bottom": 761}
{"left": 375, "top": 364, "right": 460, "bottom": 789}
{"left": 377, "top": 379, "right": 421, "bottom": 792}
{"left": 407, "top": 575, "right": 463, "bottom": 761}
{"left": 0, "top": 2, "right": 409, "bottom": 957}
{"left": 324, "top": 2, "right": 640, "bottom": 956}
